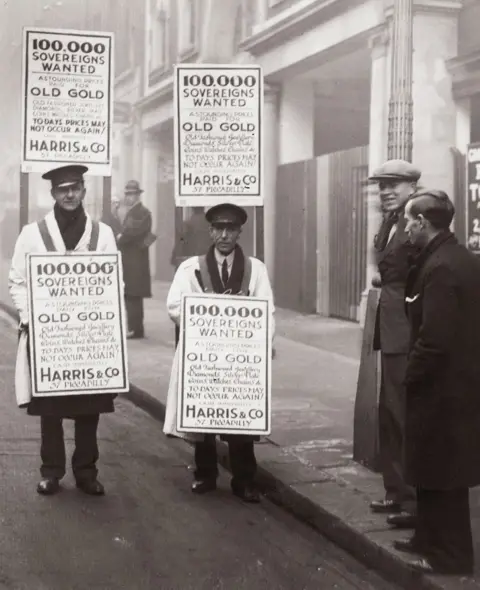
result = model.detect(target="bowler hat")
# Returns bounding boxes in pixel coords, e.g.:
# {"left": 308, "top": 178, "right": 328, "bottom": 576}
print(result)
{"left": 124, "top": 179, "right": 144, "bottom": 194}
{"left": 205, "top": 203, "right": 248, "bottom": 226}
{"left": 42, "top": 164, "right": 88, "bottom": 188}
{"left": 368, "top": 159, "right": 421, "bottom": 183}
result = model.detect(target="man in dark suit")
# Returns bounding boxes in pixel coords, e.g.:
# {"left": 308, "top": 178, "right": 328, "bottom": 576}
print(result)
{"left": 369, "top": 160, "right": 420, "bottom": 527}
{"left": 393, "top": 189, "right": 480, "bottom": 575}
{"left": 117, "top": 180, "right": 153, "bottom": 339}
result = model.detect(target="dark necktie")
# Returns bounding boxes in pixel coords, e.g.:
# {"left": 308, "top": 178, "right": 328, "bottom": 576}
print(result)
{"left": 221, "top": 259, "right": 229, "bottom": 287}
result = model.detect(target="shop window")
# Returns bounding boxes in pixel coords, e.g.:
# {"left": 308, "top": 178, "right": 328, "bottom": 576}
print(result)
{"left": 150, "top": 0, "right": 171, "bottom": 72}
{"left": 177, "top": 0, "right": 198, "bottom": 56}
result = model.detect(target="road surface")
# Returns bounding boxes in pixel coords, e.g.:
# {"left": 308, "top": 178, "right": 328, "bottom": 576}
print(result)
{"left": 0, "top": 320, "right": 397, "bottom": 590}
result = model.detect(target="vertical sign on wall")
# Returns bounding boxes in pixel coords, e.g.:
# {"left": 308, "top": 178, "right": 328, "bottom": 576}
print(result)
{"left": 21, "top": 27, "right": 114, "bottom": 176}
{"left": 467, "top": 143, "right": 480, "bottom": 254}
{"left": 174, "top": 64, "right": 263, "bottom": 208}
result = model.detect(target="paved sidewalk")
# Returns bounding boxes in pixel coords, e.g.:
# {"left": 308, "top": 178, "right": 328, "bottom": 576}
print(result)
{"left": 1, "top": 270, "right": 479, "bottom": 589}
{"left": 127, "top": 281, "right": 480, "bottom": 590}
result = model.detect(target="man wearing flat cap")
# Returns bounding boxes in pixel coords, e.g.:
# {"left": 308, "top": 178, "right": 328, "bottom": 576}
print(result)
{"left": 117, "top": 180, "right": 154, "bottom": 339}
{"left": 368, "top": 159, "right": 421, "bottom": 527}
{"left": 9, "top": 164, "right": 118, "bottom": 497}
{"left": 164, "top": 203, "right": 275, "bottom": 503}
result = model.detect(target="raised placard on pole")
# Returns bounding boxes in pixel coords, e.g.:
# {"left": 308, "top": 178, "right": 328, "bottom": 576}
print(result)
{"left": 177, "top": 293, "right": 272, "bottom": 436}
{"left": 467, "top": 142, "right": 480, "bottom": 254}
{"left": 174, "top": 64, "right": 263, "bottom": 208}
{"left": 21, "top": 27, "right": 114, "bottom": 177}
{"left": 27, "top": 252, "right": 128, "bottom": 397}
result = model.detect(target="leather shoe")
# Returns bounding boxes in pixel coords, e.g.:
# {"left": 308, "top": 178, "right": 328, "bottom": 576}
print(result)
{"left": 409, "top": 558, "right": 473, "bottom": 576}
{"left": 409, "top": 558, "right": 435, "bottom": 574}
{"left": 76, "top": 479, "right": 105, "bottom": 496}
{"left": 191, "top": 479, "right": 217, "bottom": 494}
{"left": 37, "top": 478, "right": 60, "bottom": 495}
{"left": 393, "top": 538, "right": 423, "bottom": 555}
{"left": 410, "top": 558, "right": 473, "bottom": 576}
{"left": 387, "top": 512, "right": 417, "bottom": 529}
{"left": 370, "top": 499, "right": 402, "bottom": 514}
{"left": 232, "top": 485, "right": 261, "bottom": 503}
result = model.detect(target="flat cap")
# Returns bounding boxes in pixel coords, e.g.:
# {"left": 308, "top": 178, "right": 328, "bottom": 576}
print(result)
{"left": 368, "top": 159, "right": 421, "bottom": 182}
{"left": 205, "top": 203, "right": 248, "bottom": 226}
{"left": 42, "top": 164, "right": 88, "bottom": 188}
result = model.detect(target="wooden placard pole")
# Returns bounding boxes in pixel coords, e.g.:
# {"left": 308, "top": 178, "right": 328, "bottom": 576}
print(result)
{"left": 102, "top": 176, "right": 112, "bottom": 222}
{"left": 19, "top": 171, "right": 29, "bottom": 231}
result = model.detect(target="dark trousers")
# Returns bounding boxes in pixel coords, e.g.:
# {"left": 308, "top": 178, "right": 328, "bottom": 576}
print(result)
{"left": 194, "top": 435, "right": 257, "bottom": 489}
{"left": 378, "top": 353, "right": 416, "bottom": 511}
{"left": 40, "top": 414, "right": 100, "bottom": 482}
{"left": 125, "top": 295, "right": 144, "bottom": 336}
{"left": 415, "top": 488, "right": 473, "bottom": 573}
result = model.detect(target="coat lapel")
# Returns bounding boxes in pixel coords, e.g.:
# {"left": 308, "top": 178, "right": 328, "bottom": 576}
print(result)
{"left": 45, "top": 211, "right": 66, "bottom": 251}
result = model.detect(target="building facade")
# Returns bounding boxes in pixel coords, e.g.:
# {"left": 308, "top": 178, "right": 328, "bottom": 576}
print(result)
{"left": 115, "top": 0, "right": 473, "bottom": 320}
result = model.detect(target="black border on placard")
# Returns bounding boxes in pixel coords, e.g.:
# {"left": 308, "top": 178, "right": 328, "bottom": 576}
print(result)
{"left": 178, "top": 294, "right": 270, "bottom": 434}
{"left": 29, "top": 252, "right": 127, "bottom": 396}
{"left": 466, "top": 142, "right": 480, "bottom": 255}
{"left": 23, "top": 30, "right": 112, "bottom": 166}
{"left": 176, "top": 66, "right": 262, "bottom": 200}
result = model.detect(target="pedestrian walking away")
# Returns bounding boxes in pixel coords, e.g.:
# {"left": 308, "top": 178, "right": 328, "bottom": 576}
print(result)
{"left": 117, "top": 180, "right": 155, "bottom": 340}
{"left": 396, "top": 189, "right": 480, "bottom": 576}
{"left": 164, "top": 203, "right": 275, "bottom": 503}
{"left": 9, "top": 165, "right": 119, "bottom": 497}
{"left": 369, "top": 159, "right": 420, "bottom": 527}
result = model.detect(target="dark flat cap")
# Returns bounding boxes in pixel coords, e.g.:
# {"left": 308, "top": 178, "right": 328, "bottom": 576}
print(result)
{"left": 42, "top": 165, "right": 88, "bottom": 188}
{"left": 205, "top": 203, "right": 248, "bottom": 226}
{"left": 368, "top": 159, "right": 421, "bottom": 182}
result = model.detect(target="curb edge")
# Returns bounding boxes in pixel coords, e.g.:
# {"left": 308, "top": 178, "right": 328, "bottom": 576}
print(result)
{"left": 124, "top": 383, "right": 442, "bottom": 590}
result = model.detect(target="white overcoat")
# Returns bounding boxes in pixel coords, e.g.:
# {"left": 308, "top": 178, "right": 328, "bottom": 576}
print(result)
{"left": 9, "top": 211, "right": 119, "bottom": 407}
{"left": 163, "top": 254, "right": 275, "bottom": 441}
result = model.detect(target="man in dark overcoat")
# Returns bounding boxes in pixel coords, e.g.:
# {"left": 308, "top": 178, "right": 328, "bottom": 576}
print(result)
{"left": 9, "top": 165, "right": 118, "bottom": 496}
{"left": 395, "top": 189, "right": 480, "bottom": 575}
{"left": 117, "top": 180, "right": 153, "bottom": 339}
{"left": 369, "top": 160, "right": 420, "bottom": 527}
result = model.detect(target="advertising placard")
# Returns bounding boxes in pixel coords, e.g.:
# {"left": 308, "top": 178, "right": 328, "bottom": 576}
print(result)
{"left": 27, "top": 252, "right": 128, "bottom": 396}
{"left": 177, "top": 294, "right": 272, "bottom": 436}
{"left": 467, "top": 143, "right": 480, "bottom": 254}
{"left": 21, "top": 27, "right": 114, "bottom": 176}
{"left": 174, "top": 65, "right": 263, "bottom": 207}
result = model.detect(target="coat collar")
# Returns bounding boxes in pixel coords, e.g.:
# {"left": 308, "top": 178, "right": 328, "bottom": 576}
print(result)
{"left": 126, "top": 201, "right": 142, "bottom": 215}
{"left": 380, "top": 211, "right": 408, "bottom": 255}
{"left": 406, "top": 231, "right": 457, "bottom": 293}
{"left": 44, "top": 210, "right": 93, "bottom": 252}
{"left": 413, "top": 230, "right": 456, "bottom": 269}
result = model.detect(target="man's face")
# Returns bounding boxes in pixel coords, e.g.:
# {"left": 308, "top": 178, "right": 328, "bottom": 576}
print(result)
{"left": 51, "top": 182, "right": 86, "bottom": 211}
{"left": 209, "top": 222, "right": 241, "bottom": 255}
{"left": 125, "top": 192, "right": 140, "bottom": 207}
{"left": 404, "top": 200, "right": 426, "bottom": 246}
{"left": 379, "top": 180, "right": 416, "bottom": 212}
